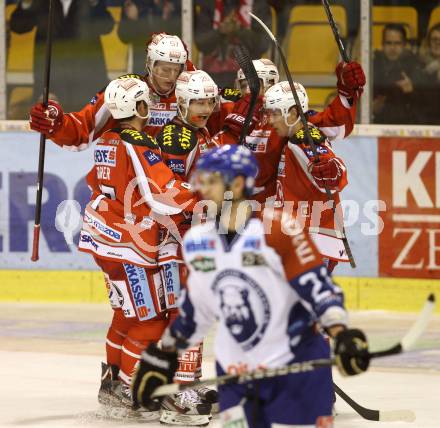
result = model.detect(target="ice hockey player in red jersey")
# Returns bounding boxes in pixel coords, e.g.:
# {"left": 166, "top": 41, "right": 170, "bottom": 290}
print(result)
{"left": 213, "top": 59, "right": 365, "bottom": 205}
{"left": 77, "top": 76, "right": 197, "bottom": 420}
{"left": 153, "top": 69, "right": 221, "bottom": 425}
{"left": 130, "top": 144, "right": 370, "bottom": 428}
{"left": 28, "top": 32, "right": 239, "bottom": 152}
{"left": 264, "top": 81, "right": 349, "bottom": 273}
{"left": 155, "top": 70, "right": 220, "bottom": 178}
{"left": 28, "top": 33, "right": 191, "bottom": 149}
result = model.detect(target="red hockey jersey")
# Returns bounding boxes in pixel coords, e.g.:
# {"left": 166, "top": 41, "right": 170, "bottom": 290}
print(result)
{"left": 78, "top": 127, "right": 196, "bottom": 267}
{"left": 212, "top": 94, "right": 356, "bottom": 204}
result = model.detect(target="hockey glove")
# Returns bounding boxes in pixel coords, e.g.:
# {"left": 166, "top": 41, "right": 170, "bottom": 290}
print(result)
{"left": 223, "top": 94, "right": 263, "bottom": 138}
{"left": 336, "top": 61, "right": 366, "bottom": 101}
{"left": 334, "top": 328, "right": 370, "bottom": 376}
{"left": 131, "top": 342, "right": 178, "bottom": 408}
{"left": 29, "top": 100, "right": 64, "bottom": 135}
{"left": 308, "top": 157, "right": 344, "bottom": 190}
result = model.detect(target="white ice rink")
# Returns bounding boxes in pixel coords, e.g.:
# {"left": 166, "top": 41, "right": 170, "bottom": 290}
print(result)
{"left": 1, "top": 303, "right": 439, "bottom": 428}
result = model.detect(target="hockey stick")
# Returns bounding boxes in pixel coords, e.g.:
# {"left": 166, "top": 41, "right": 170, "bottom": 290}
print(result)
{"left": 249, "top": 12, "right": 356, "bottom": 268}
{"left": 153, "top": 358, "right": 333, "bottom": 398}
{"left": 31, "top": 0, "right": 55, "bottom": 262}
{"left": 333, "top": 383, "right": 415, "bottom": 422}
{"left": 233, "top": 45, "right": 261, "bottom": 145}
{"left": 321, "top": 0, "right": 350, "bottom": 63}
{"left": 333, "top": 293, "right": 435, "bottom": 422}
{"left": 151, "top": 294, "right": 435, "bottom": 399}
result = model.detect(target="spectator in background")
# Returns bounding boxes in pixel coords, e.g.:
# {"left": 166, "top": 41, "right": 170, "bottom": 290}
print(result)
{"left": 420, "top": 23, "right": 440, "bottom": 124}
{"left": 194, "top": 0, "right": 271, "bottom": 87}
{"left": 118, "top": 0, "right": 181, "bottom": 74}
{"left": 373, "top": 24, "right": 425, "bottom": 124}
{"left": 9, "top": 0, "right": 114, "bottom": 112}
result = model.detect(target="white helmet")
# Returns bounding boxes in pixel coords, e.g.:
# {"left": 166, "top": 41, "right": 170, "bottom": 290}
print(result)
{"left": 264, "top": 81, "right": 309, "bottom": 115}
{"left": 175, "top": 70, "right": 219, "bottom": 110}
{"left": 146, "top": 33, "right": 188, "bottom": 71}
{"left": 237, "top": 58, "right": 279, "bottom": 90}
{"left": 105, "top": 77, "right": 151, "bottom": 120}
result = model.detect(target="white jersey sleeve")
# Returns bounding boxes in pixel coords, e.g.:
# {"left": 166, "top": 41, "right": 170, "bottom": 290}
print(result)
{"left": 168, "top": 229, "right": 218, "bottom": 349}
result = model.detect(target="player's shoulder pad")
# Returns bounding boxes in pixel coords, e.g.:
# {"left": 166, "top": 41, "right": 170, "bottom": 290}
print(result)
{"left": 117, "top": 128, "right": 158, "bottom": 148}
{"left": 117, "top": 73, "right": 144, "bottom": 81}
{"left": 290, "top": 125, "right": 326, "bottom": 146}
{"left": 219, "top": 87, "right": 242, "bottom": 102}
{"left": 156, "top": 123, "right": 198, "bottom": 155}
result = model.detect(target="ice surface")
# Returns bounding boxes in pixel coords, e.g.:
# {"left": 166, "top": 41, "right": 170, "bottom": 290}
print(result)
{"left": 1, "top": 303, "right": 438, "bottom": 428}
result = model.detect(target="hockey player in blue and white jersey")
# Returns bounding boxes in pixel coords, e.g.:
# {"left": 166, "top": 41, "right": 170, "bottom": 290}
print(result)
{"left": 131, "top": 145, "right": 370, "bottom": 427}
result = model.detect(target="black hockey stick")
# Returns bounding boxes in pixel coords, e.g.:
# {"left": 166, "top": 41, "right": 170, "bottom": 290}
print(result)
{"left": 249, "top": 12, "right": 356, "bottom": 268}
{"left": 151, "top": 294, "right": 435, "bottom": 400}
{"left": 333, "top": 383, "right": 415, "bottom": 422}
{"left": 321, "top": 0, "right": 350, "bottom": 63}
{"left": 333, "top": 294, "right": 435, "bottom": 422}
{"left": 31, "top": 0, "right": 55, "bottom": 261}
{"left": 233, "top": 45, "right": 261, "bottom": 145}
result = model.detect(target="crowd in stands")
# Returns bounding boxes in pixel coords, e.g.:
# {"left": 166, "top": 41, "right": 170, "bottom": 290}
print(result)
{"left": 5, "top": 0, "right": 440, "bottom": 124}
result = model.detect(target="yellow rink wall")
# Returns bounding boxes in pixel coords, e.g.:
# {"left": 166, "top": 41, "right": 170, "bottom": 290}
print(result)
{"left": 0, "top": 270, "right": 438, "bottom": 313}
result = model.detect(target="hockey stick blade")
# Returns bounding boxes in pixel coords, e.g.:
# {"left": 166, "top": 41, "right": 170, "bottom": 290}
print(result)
{"left": 369, "top": 293, "right": 436, "bottom": 359}
{"left": 233, "top": 45, "right": 261, "bottom": 145}
{"left": 333, "top": 383, "right": 415, "bottom": 422}
{"left": 334, "top": 293, "right": 435, "bottom": 422}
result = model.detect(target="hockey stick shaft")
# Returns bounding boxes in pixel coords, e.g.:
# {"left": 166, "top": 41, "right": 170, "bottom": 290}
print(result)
{"left": 152, "top": 293, "right": 435, "bottom": 400}
{"left": 321, "top": 0, "right": 350, "bottom": 63}
{"left": 233, "top": 45, "right": 261, "bottom": 145}
{"left": 250, "top": 12, "right": 356, "bottom": 268}
{"left": 153, "top": 358, "right": 333, "bottom": 397}
{"left": 31, "top": 0, "right": 55, "bottom": 262}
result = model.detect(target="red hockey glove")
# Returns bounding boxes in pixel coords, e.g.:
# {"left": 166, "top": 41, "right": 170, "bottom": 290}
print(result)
{"left": 308, "top": 157, "right": 344, "bottom": 190}
{"left": 336, "top": 61, "right": 366, "bottom": 101}
{"left": 224, "top": 94, "right": 263, "bottom": 138}
{"left": 29, "top": 100, "right": 64, "bottom": 135}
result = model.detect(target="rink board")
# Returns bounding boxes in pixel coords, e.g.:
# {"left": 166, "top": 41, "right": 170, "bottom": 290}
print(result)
{"left": 0, "top": 131, "right": 439, "bottom": 310}
{"left": 0, "top": 270, "right": 439, "bottom": 312}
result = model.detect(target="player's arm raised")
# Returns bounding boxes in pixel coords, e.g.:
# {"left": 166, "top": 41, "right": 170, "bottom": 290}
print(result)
{"left": 308, "top": 61, "right": 365, "bottom": 140}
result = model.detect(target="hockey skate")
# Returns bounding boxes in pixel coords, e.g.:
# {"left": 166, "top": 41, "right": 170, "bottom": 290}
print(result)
{"left": 97, "top": 362, "right": 160, "bottom": 421}
{"left": 194, "top": 384, "right": 220, "bottom": 415}
{"left": 160, "top": 389, "right": 212, "bottom": 426}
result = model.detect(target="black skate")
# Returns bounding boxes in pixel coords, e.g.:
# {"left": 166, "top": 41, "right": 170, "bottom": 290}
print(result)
{"left": 97, "top": 362, "right": 160, "bottom": 421}
{"left": 194, "top": 384, "right": 219, "bottom": 415}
